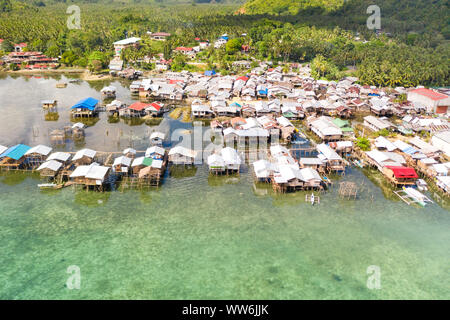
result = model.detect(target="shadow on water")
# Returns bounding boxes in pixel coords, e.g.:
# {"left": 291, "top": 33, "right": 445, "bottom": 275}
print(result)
{"left": 207, "top": 174, "right": 240, "bottom": 187}
{"left": 74, "top": 189, "right": 111, "bottom": 207}
{"left": 169, "top": 165, "right": 198, "bottom": 179}
{"left": 0, "top": 171, "right": 40, "bottom": 186}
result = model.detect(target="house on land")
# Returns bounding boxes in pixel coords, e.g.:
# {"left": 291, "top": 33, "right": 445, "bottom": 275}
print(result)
{"left": 113, "top": 37, "right": 141, "bottom": 57}
{"left": 149, "top": 32, "right": 171, "bottom": 41}
{"left": 363, "top": 115, "right": 394, "bottom": 132}
{"left": 431, "top": 131, "right": 450, "bottom": 159}
{"left": 407, "top": 88, "right": 450, "bottom": 114}
{"left": 309, "top": 116, "right": 343, "bottom": 142}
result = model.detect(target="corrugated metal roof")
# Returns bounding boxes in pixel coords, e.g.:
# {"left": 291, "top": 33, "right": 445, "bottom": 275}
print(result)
{"left": 0, "top": 144, "right": 31, "bottom": 160}
{"left": 71, "top": 98, "right": 99, "bottom": 111}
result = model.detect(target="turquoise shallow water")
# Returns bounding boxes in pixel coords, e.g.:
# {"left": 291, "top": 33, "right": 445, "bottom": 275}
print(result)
{"left": 0, "top": 168, "right": 449, "bottom": 299}
{"left": 0, "top": 74, "right": 449, "bottom": 299}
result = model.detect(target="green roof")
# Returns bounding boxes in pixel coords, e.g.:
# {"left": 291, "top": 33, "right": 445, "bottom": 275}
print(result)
{"left": 341, "top": 127, "right": 354, "bottom": 132}
{"left": 332, "top": 118, "right": 349, "bottom": 128}
{"left": 283, "top": 112, "right": 295, "bottom": 118}
{"left": 142, "top": 157, "right": 153, "bottom": 166}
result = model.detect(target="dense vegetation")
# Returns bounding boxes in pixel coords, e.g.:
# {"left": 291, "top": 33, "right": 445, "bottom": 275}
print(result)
{"left": 0, "top": 0, "right": 448, "bottom": 87}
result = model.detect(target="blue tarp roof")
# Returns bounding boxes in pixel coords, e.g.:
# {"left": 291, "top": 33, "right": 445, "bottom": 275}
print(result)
{"left": 71, "top": 97, "right": 99, "bottom": 111}
{"left": 204, "top": 70, "right": 216, "bottom": 76}
{"left": 220, "top": 36, "right": 229, "bottom": 40}
{"left": 0, "top": 144, "right": 31, "bottom": 160}
{"left": 230, "top": 102, "right": 242, "bottom": 108}
{"left": 258, "top": 89, "right": 268, "bottom": 95}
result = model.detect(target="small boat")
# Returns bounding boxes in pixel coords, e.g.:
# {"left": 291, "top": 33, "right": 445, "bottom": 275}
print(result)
{"left": 416, "top": 179, "right": 428, "bottom": 192}
{"left": 38, "top": 183, "right": 61, "bottom": 189}
{"left": 402, "top": 187, "right": 433, "bottom": 207}
{"left": 353, "top": 159, "right": 363, "bottom": 168}
{"left": 305, "top": 193, "right": 320, "bottom": 205}
{"left": 55, "top": 82, "right": 67, "bottom": 88}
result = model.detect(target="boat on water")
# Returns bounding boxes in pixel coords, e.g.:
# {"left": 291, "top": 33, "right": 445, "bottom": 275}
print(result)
{"left": 416, "top": 179, "right": 428, "bottom": 191}
{"left": 402, "top": 187, "right": 433, "bottom": 207}
{"left": 55, "top": 82, "right": 67, "bottom": 88}
{"left": 353, "top": 159, "right": 363, "bottom": 168}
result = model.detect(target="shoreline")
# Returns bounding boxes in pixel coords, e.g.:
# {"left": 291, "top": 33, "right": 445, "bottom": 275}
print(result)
{"left": 2, "top": 68, "right": 114, "bottom": 81}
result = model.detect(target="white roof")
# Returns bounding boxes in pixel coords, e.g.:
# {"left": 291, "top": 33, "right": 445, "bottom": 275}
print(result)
{"left": 37, "top": 160, "right": 62, "bottom": 172}
{"left": 123, "top": 148, "right": 136, "bottom": 155}
{"left": 72, "top": 122, "right": 86, "bottom": 129}
{"left": 409, "top": 137, "right": 440, "bottom": 154}
{"left": 433, "top": 131, "right": 450, "bottom": 144}
{"left": 273, "top": 165, "right": 299, "bottom": 183}
{"left": 113, "top": 37, "right": 141, "bottom": 45}
{"left": 113, "top": 156, "right": 132, "bottom": 167}
{"left": 73, "top": 148, "right": 96, "bottom": 161}
{"left": 316, "top": 143, "right": 342, "bottom": 161}
{"left": 300, "top": 158, "right": 323, "bottom": 165}
{"left": 25, "top": 145, "right": 52, "bottom": 156}
{"left": 169, "top": 146, "right": 197, "bottom": 158}
{"left": 298, "top": 168, "right": 321, "bottom": 182}
{"left": 47, "top": 152, "right": 71, "bottom": 162}
{"left": 311, "top": 117, "right": 342, "bottom": 136}
{"left": 374, "top": 136, "right": 397, "bottom": 152}
{"left": 433, "top": 163, "right": 448, "bottom": 175}
{"left": 101, "top": 85, "right": 117, "bottom": 93}
{"left": 70, "top": 163, "right": 99, "bottom": 178}
{"left": 220, "top": 147, "right": 241, "bottom": 165}
{"left": 146, "top": 146, "right": 165, "bottom": 157}
{"left": 131, "top": 157, "right": 146, "bottom": 167}
{"left": 276, "top": 116, "right": 293, "bottom": 127}
{"left": 208, "top": 154, "right": 225, "bottom": 167}
{"left": 150, "top": 132, "right": 165, "bottom": 140}
{"left": 364, "top": 116, "right": 391, "bottom": 130}
{"left": 192, "top": 105, "right": 212, "bottom": 112}
{"left": 253, "top": 160, "right": 276, "bottom": 178}
{"left": 85, "top": 165, "right": 110, "bottom": 181}
{"left": 0, "top": 145, "right": 8, "bottom": 154}
{"left": 436, "top": 176, "right": 450, "bottom": 188}
{"left": 270, "top": 145, "right": 290, "bottom": 157}
{"left": 336, "top": 141, "right": 353, "bottom": 148}
{"left": 151, "top": 159, "right": 163, "bottom": 169}
{"left": 366, "top": 150, "right": 389, "bottom": 164}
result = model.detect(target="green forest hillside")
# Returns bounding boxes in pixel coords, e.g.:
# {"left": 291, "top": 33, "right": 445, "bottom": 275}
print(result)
{"left": 241, "top": 0, "right": 345, "bottom": 14}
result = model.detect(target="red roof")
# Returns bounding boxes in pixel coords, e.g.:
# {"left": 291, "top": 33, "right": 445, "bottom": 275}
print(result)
{"left": 169, "top": 79, "right": 183, "bottom": 84}
{"left": 175, "top": 47, "right": 193, "bottom": 51}
{"left": 128, "top": 102, "right": 151, "bottom": 111}
{"left": 386, "top": 166, "right": 418, "bottom": 179}
{"left": 149, "top": 102, "right": 162, "bottom": 111}
{"left": 0, "top": 39, "right": 3, "bottom": 43}
{"left": 410, "top": 88, "right": 449, "bottom": 101}
{"left": 194, "top": 37, "right": 200, "bottom": 41}
{"left": 236, "top": 76, "right": 249, "bottom": 82}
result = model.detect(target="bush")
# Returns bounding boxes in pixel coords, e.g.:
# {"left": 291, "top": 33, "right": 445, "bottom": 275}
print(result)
{"left": 356, "top": 137, "right": 371, "bottom": 151}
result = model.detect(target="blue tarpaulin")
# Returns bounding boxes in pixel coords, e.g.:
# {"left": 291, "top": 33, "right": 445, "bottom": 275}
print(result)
{"left": 71, "top": 97, "right": 99, "bottom": 111}
{"left": 204, "top": 70, "right": 216, "bottom": 76}
{"left": 0, "top": 144, "right": 31, "bottom": 160}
